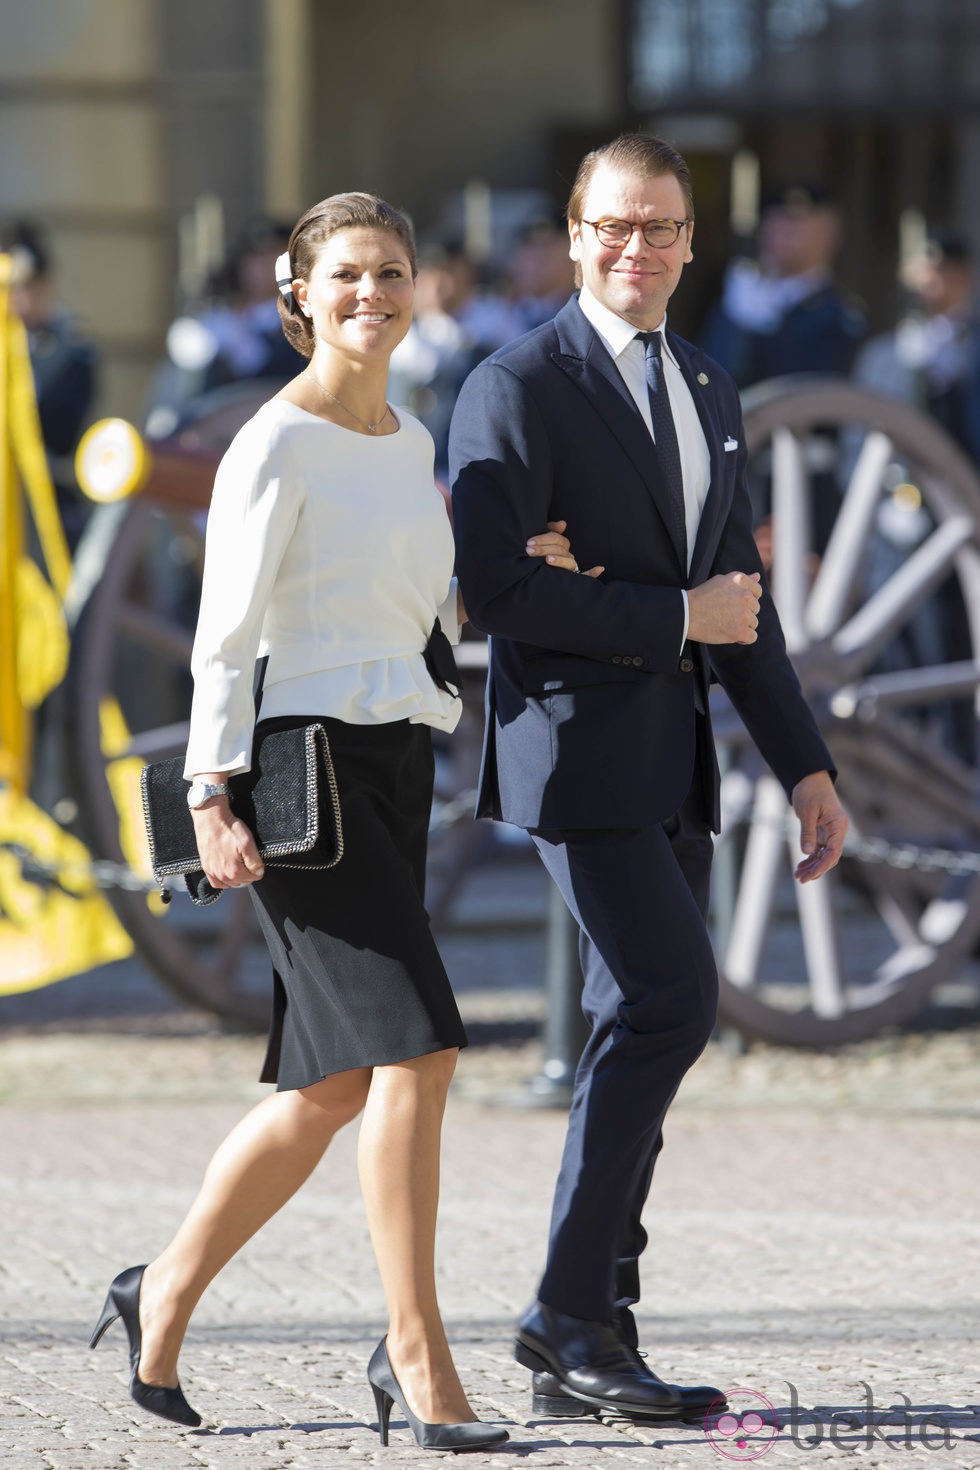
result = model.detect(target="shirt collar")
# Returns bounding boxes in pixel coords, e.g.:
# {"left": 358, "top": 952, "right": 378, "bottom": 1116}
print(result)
{"left": 578, "top": 286, "right": 678, "bottom": 367}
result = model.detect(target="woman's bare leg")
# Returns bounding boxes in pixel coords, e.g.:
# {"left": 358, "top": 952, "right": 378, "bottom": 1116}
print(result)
{"left": 137, "top": 1066, "right": 372, "bottom": 1386}
{"left": 357, "top": 1047, "right": 474, "bottom": 1424}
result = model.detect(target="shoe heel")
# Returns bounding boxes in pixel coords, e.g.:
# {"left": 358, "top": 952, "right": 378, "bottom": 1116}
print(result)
{"left": 514, "top": 1338, "right": 551, "bottom": 1374}
{"left": 371, "top": 1381, "right": 393, "bottom": 1446}
{"left": 89, "top": 1292, "right": 119, "bottom": 1350}
{"left": 532, "top": 1390, "right": 594, "bottom": 1419}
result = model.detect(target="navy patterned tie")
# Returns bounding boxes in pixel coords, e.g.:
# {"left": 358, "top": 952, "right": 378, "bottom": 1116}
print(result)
{"left": 637, "top": 331, "right": 687, "bottom": 567}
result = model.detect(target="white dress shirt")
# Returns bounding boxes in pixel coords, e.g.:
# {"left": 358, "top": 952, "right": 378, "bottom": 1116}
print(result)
{"left": 184, "top": 400, "right": 461, "bottom": 778}
{"left": 578, "top": 286, "right": 712, "bottom": 644}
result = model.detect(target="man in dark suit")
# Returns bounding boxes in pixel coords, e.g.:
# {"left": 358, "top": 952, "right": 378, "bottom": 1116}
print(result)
{"left": 449, "top": 134, "right": 848, "bottom": 1421}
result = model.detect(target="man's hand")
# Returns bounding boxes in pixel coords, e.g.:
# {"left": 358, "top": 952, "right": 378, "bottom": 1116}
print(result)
{"left": 687, "top": 571, "right": 762, "bottom": 644}
{"left": 791, "top": 771, "right": 848, "bottom": 883}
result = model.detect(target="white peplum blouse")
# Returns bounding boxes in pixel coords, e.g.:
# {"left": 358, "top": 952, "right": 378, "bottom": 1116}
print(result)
{"left": 184, "top": 400, "right": 461, "bottom": 778}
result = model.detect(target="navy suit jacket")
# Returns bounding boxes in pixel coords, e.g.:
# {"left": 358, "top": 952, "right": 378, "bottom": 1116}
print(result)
{"left": 449, "top": 295, "right": 833, "bottom": 831}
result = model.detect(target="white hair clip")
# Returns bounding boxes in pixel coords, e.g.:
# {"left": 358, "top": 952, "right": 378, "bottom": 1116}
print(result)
{"left": 275, "top": 251, "right": 296, "bottom": 311}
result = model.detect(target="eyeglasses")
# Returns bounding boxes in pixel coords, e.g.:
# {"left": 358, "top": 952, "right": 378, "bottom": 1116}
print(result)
{"left": 581, "top": 217, "right": 692, "bottom": 249}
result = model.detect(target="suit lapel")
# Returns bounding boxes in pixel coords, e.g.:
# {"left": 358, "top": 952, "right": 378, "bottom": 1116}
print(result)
{"left": 552, "top": 300, "right": 687, "bottom": 575}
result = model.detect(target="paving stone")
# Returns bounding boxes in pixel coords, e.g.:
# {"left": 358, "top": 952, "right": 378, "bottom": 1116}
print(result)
{"left": 1, "top": 865, "right": 978, "bottom": 1468}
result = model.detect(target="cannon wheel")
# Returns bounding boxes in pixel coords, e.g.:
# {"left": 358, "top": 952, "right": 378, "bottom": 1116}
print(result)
{"left": 67, "top": 385, "right": 483, "bottom": 1028}
{"left": 713, "top": 380, "right": 980, "bottom": 1046}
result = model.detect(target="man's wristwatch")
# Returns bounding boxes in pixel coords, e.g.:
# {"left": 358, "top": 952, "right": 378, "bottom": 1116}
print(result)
{"left": 186, "top": 780, "right": 231, "bottom": 810}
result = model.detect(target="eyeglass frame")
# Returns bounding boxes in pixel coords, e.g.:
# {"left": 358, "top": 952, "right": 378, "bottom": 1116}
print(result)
{"left": 579, "top": 216, "right": 693, "bottom": 249}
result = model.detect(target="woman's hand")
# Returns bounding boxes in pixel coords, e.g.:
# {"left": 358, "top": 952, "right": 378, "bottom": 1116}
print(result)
{"left": 526, "top": 520, "right": 604, "bottom": 578}
{"left": 457, "top": 519, "right": 602, "bottom": 624}
{"left": 191, "top": 797, "right": 265, "bottom": 891}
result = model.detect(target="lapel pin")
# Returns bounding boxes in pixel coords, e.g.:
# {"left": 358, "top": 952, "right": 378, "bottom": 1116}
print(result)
{"left": 697, "top": 372, "right": 709, "bottom": 385}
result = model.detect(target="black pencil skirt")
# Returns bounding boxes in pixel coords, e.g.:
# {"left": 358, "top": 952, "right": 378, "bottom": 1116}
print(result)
{"left": 247, "top": 714, "right": 467, "bottom": 1091}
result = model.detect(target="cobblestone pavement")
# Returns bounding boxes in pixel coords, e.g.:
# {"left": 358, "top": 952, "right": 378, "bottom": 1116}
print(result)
{"left": 2, "top": 859, "right": 979, "bottom": 1469}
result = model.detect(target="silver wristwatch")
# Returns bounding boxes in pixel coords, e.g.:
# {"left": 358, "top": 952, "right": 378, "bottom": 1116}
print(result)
{"left": 186, "top": 780, "right": 231, "bottom": 809}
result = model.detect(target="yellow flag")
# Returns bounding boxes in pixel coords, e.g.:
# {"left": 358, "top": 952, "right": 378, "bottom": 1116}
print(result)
{"left": 0, "top": 787, "right": 133, "bottom": 994}
{"left": 0, "top": 250, "right": 136, "bottom": 990}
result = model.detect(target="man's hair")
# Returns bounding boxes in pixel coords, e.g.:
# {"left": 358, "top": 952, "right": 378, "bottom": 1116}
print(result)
{"left": 567, "top": 134, "right": 694, "bottom": 222}
{"left": 924, "top": 229, "right": 972, "bottom": 267}
{"left": 0, "top": 219, "right": 50, "bottom": 279}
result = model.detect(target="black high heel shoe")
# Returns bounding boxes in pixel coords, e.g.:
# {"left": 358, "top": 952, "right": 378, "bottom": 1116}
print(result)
{"left": 367, "top": 1337, "right": 508, "bottom": 1451}
{"left": 89, "top": 1265, "right": 202, "bottom": 1428}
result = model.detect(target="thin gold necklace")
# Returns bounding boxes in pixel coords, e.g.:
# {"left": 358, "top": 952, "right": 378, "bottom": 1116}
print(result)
{"left": 303, "top": 368, "right": 391, "bottom": 433}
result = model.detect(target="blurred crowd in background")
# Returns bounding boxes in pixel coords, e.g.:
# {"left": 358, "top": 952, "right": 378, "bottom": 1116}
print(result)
{"left": 4, "top": 180, "right": 980, "bottom": 733}
{"left": 8, "top": 179, "right": 980, "bottom": 497}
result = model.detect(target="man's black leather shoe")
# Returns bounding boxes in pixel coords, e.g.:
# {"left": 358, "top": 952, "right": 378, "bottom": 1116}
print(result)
{"left": 531, "top": 1369, "right": 726, "bottom": 1422}
{"left": 515, "top": 1302, "right": 684, "bottom": 1418}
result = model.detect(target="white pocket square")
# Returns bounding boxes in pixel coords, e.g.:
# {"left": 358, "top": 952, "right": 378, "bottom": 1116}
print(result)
{"left": 724, "top": 437, "right": 739, "bottom": 452}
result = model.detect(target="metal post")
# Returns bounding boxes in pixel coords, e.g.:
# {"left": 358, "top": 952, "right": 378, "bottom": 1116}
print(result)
{"left": 523, "top": 881, "right": 590, "bottom": 1108}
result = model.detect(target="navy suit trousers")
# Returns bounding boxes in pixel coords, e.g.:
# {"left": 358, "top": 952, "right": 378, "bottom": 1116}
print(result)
{"left": 530, "top": 752, "right": 717, "bottom": 1326}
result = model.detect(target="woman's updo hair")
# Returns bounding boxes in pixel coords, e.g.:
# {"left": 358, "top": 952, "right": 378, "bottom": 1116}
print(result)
{"left": 277, "top": 192, "right": 417, "bottom": 360}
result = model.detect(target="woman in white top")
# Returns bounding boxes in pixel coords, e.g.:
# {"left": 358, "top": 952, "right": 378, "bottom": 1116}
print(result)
{"left": 89, "top": 193, "right": 590, "bottom": 1451}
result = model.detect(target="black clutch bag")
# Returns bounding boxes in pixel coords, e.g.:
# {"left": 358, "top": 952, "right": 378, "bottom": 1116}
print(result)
{"left": 141, "top": 722, "right": 343, "bottom": 906}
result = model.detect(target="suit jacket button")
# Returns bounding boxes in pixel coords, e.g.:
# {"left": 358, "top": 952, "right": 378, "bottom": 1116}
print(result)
{"left": 679, "top": 656, "right": 695, "bottom": 673}
{"left": 633, "top": 656, "right": 644, "bottom": 666}
{"left": 612, "top": 654, "right": 623, "bottom": 664}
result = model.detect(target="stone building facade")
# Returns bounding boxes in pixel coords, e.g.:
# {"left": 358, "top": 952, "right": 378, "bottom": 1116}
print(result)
{"left": 3, "top": 0, "right": 979, "bottom": 421}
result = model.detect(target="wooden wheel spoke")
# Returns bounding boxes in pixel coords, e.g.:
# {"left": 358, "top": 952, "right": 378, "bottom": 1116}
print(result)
{"left": 871, "top": 712, "right": 979, "bottom": 815}
{"left": 770, "top": 429, "right": 810, "bottom": 651}
{"left": 839, "top": 792, "right": 939, "bottom": 930}
{"left": 830, "top": 659, "right": 980, "bottom": 720}
{"left": 722, "top": 776, "right": 788, "bottom": 990}
{"left": 117, "top": 720, "right": 190, "bottom": 762}
{"left": 876, "top": 890, "right": 926, "bottom": 949}
{"left": 832, "top": 514, "right": 975, "bottom": 670}
{"left": 806, "top": 429, "right": 893, "bottom": 639}
{"left": 918, "top": 883, "right": 977, "bottom": 947}
{"left": 794, "top": 869, "right": 845, "bottom": 1018}
{"left": 870, "top": 937, "right": 936, "bottom": 995}
{"left": 714, "top": 380, "right": 980, "bottom": 1045}
{"left": 117, "top": 602, "right": 195, "bottom": 664}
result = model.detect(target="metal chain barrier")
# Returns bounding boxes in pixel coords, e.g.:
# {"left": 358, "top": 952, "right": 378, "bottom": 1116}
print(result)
{"left": 3, "top": 797, "right": 979, "bottom": 891}
{"left": 843, "top": 833, "right": 980, "bottom": 877}
{"left": 2, "top": 843, "right": 161, "bottom": 894}
{"left": 1, "top": 789, "right": 484, "bottom": 893}
{"left": 716, "top": 812, "right": 980, "bottom": 877}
